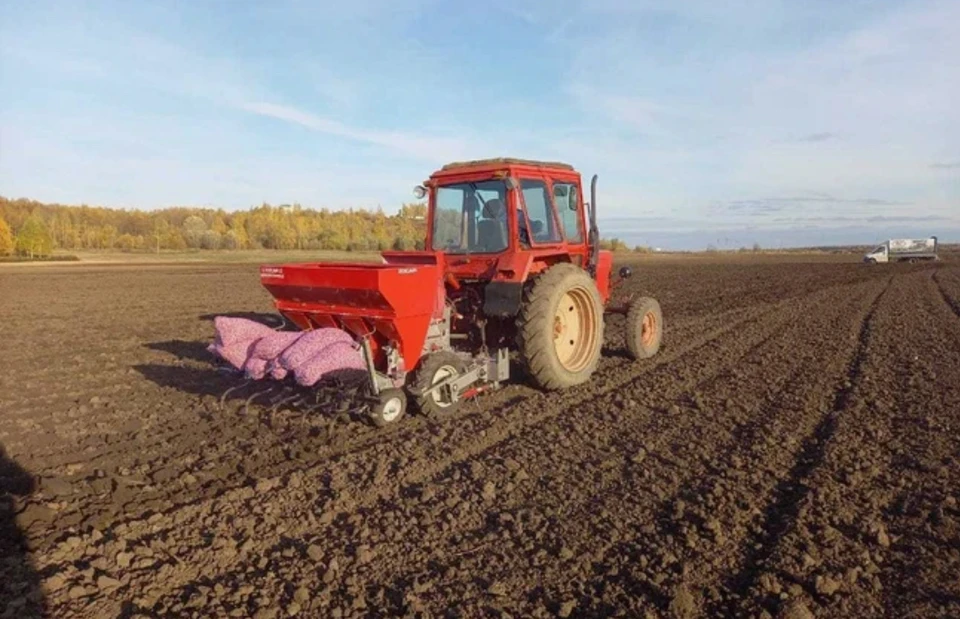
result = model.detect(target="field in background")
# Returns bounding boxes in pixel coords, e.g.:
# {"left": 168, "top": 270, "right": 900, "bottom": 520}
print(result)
{"left": 8, "top": 244, "right": 959, "bottom": 268}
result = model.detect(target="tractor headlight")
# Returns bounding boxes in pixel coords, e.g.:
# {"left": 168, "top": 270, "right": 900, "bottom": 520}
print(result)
{"left": 413, "top": 185, "right": 427, "bottom": 199}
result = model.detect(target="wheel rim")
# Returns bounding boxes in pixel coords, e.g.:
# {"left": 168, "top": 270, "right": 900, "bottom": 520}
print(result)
{"left": 641, "top": 311, "right": 658, "bottom": 347}
{"left": 430, "top": 365, "right": 458, "bottom": 408}
{"left": 381, "top": 396, "right": 404, "bottom": 422}
{"left": 552, "top": 286, "right": 598, "bottom": 372}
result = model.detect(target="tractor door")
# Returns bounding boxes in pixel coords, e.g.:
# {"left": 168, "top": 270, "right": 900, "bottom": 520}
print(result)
{"left": 516, "top": 176, "right": 565, "bottom": 248}
{"left": 515, "top": 174, "right": 589, "bottom": 267}
{"left": 548, "top": 177, "right": 586, "bottom": 247}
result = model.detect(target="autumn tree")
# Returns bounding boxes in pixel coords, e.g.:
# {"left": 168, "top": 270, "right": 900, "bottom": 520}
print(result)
{"left": 182, "top": 215, "right": 207, "bottom": 248}
{"left": 0, "top": 215, "right": 14, "bottom": 255}
{"left": 15, "top": 214, "right": 54, "bottom": 257}
{"left": 0, "top": 195, "right": 430, "bottom": 254}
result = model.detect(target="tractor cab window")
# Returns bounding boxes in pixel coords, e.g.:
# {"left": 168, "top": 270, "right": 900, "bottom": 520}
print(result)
{"left": 431, "top": 180, "right": 508, "bottom": 254}
{"left": 518, "top": 179, "right": 562, "bottom": 245}
{"left": 551, "top": 181, "right": 583, "bottom": 243}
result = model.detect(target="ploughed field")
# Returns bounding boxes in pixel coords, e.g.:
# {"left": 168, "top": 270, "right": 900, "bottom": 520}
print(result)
{"left": 2, "top": 255, "right": 959, "bottom": 619}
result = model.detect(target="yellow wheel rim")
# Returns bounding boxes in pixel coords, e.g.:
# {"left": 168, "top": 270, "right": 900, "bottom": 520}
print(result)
{"left": 552, "top": 286, "right": 598, "bottom": 372}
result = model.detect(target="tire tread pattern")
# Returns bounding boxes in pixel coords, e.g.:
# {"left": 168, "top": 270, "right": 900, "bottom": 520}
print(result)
{"left": 516, "top": 263, "right": 604, "bottom": 390}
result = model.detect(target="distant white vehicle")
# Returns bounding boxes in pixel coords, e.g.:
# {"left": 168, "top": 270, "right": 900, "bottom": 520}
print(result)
{"left": 863, "top": 236, "right": 939, "bottom": 263}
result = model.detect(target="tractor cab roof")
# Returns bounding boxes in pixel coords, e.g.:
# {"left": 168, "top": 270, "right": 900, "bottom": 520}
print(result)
{"left": 430, "top": 157, "right": 576, "bottom": 181}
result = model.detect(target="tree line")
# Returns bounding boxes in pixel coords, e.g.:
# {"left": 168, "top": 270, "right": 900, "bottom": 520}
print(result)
{"left": 0, "top": 195, "right": 656, "bottom": 258}
{"left": 0, "top": 197, "right": 430, "bottom": 257}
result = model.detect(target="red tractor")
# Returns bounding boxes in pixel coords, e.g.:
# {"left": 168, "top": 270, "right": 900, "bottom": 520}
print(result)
{"left": 259, "top": 158, "right": 663, "bottom": 426}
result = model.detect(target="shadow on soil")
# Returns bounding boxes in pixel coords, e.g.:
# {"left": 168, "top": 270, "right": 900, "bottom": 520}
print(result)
{"left": 197, "top": 311, "right": 288, "bottom": 328}
{"left": 134, "top": 363, "right": 233, "bottom": 399}
{"left": 134, "top": 362, "right": 370, "bottom": 424}
{"left": 144, "top": 340, "right": 214, "bottom": 363}
{"left": 0, "top": 445, "right": 47, "bottom": 618}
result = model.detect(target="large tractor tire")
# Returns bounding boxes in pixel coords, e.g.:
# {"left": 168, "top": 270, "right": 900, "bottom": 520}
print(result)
{"left": 625, "top": 296, "right": 663, "bottom": 360}
{"left": 517, "top": 263, "right": 604, "bottom": 390}
{"left": 412, "top": 351, "right": 467, "bottom": 417}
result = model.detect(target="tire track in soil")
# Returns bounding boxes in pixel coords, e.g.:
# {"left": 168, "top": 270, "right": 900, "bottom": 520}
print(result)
{"left": 808, "top": 269, "right": 960, "bottom": 618}
{"left": 520, "top": 277, "right": 888, "bottom": 615}
{"left": 925, "top": 269, "right": 960, "bottom": 351}
{"left": 932, "top": 268, "right": 960, "bottom": 318}
{"left": 723, "top": 268, "right": 960, "bottom": 619}
{"left": 709, "top": 274, "right": 893, "bottom": 617}
{"left": 413, "top": 279, "right": 888, "bottom": 617}
{"left": 875, "top": 273, "right": 960, "bottom": 618}
{"left": 56, "top": 278, "right": 812, "bottom": 618}
{"left": 557, "top": 278, "right": 890, "bottom": 618}
{"left": 126, "top": 279, "right": 880, "bottom": 618}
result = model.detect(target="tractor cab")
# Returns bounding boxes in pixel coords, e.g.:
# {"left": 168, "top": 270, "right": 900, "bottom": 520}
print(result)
{"left": 414, "top": 158, "right": 610, "bottom": 314}
{"left": 419, "top": 158, "right": 590, "bottom": 258}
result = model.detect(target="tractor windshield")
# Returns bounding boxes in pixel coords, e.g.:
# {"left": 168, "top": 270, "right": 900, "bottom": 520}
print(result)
{"left": 431, "top": 180, "right": 509, "bottom": 254}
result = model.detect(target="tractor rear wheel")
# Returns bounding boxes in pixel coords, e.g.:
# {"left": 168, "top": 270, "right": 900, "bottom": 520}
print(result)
{"left": 413, "top": 351, "right": 467, "bottom": 417}
{"left": 625, "top": 296, "right": 663, "bottom": 360}
{"left": 517, "top": 263, "right": 604, "bottom": 390}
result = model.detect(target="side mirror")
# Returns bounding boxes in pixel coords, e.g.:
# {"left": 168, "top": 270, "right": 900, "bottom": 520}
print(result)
{"left": 619, "top": 266, "right": 632, "bottom": 279}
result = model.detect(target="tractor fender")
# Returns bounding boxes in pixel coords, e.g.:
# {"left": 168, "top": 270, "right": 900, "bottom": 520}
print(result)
{"left": 482, "top": 253, "right": 534, "bottom": 317}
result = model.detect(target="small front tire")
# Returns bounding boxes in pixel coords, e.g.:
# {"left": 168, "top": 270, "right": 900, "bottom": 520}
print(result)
{"left": 626, "top": 296, "right": 663, "bottom": 360}
{"left": 369, "top": 389, "right": 407, "bottom": 427}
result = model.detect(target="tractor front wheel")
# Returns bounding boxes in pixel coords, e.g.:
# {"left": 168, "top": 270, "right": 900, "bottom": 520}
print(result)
{"left": 625, "top": 296, "right": 663, "bottom": 360}
{"left": 413, "top": 351, "right": 467, "bottom": 417}
{"left": 517, "top": 263, "right": 604, "bottom": 390}
{"left": 369, "top": 388, "right": 407, "bottom": 427}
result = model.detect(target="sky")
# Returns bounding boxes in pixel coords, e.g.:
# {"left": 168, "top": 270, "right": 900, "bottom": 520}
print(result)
{"left": 1, "top": 0, "right": 958, "bottom": 249}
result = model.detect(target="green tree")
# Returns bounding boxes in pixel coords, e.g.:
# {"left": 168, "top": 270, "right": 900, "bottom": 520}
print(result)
{"left": 182, "top": 215, "right": 207, "bottom": 248}
{"left": 15, "top": 214, "right": 54, "bottom": 257}
{"left": 200, "top": 230, "right": 222, "bottom": 249}
{"left": 0, "top": 215, "right": 14, "bottom": 255}
{"left": 600, "top": 237, "right": 629, "bottom": 252}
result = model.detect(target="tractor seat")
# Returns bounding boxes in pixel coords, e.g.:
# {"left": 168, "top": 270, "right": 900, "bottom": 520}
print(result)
{"left": 477, "top": 198, "right": 507, "bottom": 252}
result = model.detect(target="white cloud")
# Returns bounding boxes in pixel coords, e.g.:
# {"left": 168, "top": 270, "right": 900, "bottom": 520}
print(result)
{"left": 239, "top": 101, "right": 472, "bottom": 162}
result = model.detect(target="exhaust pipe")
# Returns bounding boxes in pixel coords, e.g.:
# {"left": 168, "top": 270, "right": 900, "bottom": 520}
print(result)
{"left": 587, "top": 174, "right": 600, "bottom": 276}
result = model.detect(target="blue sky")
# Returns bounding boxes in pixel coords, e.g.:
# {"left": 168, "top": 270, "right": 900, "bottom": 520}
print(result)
{"left": 1, "top": 0, "right": 957, "bottom": 249}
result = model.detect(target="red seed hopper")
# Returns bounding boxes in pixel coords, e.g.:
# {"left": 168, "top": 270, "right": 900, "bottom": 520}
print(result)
{"left": 259, "top": 252, "right": 448, "bottom": 397}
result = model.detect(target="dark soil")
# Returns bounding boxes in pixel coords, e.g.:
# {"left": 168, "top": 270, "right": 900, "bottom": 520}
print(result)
{"left": 1, "top": 256, "right": 958, "bottom": 618}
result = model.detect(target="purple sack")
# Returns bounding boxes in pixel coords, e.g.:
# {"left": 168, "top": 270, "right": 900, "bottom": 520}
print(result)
{"left": 247, "top": 331, "right": 303, "bottom": 359}
{"left": 243, "top": 356, "right": 269, "bottom": 380}
{"left": 278, "top": 328, "right": 356, "bottom": 372}
{"left": 210, "top": 316, "right": 275, "bottom": 347}
{"left": 294, "top": 341, "right": 366, "bottom": 386}
{"left": 207, "top": 317, "right": 277, "bottom": 370}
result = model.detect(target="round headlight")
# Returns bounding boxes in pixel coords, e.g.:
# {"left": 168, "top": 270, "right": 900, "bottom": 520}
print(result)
{"left": 413, "top": 185, "right": 427, "bottom": 199}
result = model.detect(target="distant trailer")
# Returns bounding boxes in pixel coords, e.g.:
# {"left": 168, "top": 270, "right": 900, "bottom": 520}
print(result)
{"left": 863, "top": 236, "right": 939, "bottom": 263}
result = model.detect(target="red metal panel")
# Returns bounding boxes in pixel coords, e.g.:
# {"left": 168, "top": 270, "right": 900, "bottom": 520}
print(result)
{"left": 260, "top": 261, "right": 442, "bottom": 372}
{"left": 595, "top": 250, "right": 613, "bottom": 302}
